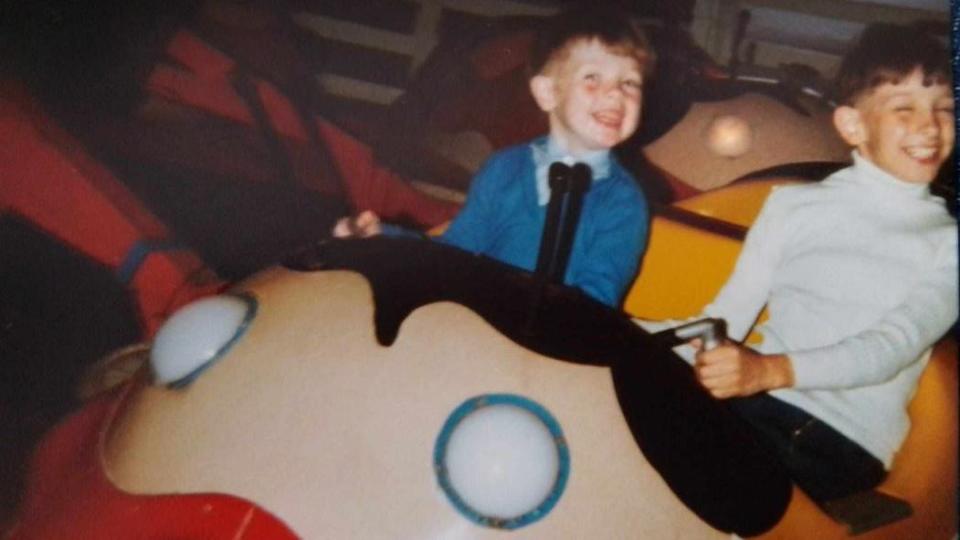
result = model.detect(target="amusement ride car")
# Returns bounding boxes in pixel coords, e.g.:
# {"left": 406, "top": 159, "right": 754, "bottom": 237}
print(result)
{"left": 3, "top": 4, "right": 954, "bottom": 538}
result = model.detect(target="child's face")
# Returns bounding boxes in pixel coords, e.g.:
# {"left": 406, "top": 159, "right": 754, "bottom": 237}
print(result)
{"left": 836, "top": 68, "right": 954, "bottom": 184}
{"left": 530, "top": 39, "right": 643, "bottom": 155}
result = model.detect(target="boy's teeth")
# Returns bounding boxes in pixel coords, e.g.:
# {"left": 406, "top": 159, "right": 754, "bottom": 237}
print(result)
{"left": 907, "top": 147, "right": 935, "bottom": 159}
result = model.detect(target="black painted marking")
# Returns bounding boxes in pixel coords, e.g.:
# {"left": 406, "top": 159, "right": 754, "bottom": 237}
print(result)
{"left": 284, "top": 237, "right": 792, "bottom": 536}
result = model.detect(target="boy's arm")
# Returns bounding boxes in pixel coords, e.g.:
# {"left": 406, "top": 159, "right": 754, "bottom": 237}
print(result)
{"left": 702, "top": 192, "right": 783, "bottom": 340}
{"left": 699, "top": 238, "right": 956, "bottom": 396}
{"left": 658, "top": 192, "right": 788, "bottom": 397}
{"left": 787, "top": 236, "right": 958, "bottom": 389}
{"left": 633, "top": 184, "right": 781, "bottom": 339}
{"left": 436, "top": 154, "right": 504, "bottom": 253}
{"left": 568, "top": 187, "right": 648, "bottom": 307}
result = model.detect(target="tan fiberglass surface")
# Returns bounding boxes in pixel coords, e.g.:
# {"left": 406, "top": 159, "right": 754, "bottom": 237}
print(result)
{"left": 104, "top": 268, "right": 728, "bottom": 539}
{"left": 644, "top": 92, "right": 848, "bottom": 192}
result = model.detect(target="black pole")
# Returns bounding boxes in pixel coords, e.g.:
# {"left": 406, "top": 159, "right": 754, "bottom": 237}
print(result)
{"left": 549, "top": 162, "right": 591, "bottom": 282}
{"left": 526, "top": 161, "right": 592, "bottom": 333}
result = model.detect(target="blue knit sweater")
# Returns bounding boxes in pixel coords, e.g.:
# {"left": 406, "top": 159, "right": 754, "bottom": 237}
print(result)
{"left": 438, "top": 139, "right": 649, "bottom": 306}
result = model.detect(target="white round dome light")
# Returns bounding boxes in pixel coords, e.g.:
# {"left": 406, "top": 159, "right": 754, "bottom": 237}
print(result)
{"left": 434, "top": 394, "right": 569, "bottom": 529}
{"left": 705, "top": 114, "right": 753, "bottom": 158}
{"left": 150, "top": 294, "right": 257, "bottom": 388}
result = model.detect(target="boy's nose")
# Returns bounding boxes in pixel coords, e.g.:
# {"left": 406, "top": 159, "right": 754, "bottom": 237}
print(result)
{"left": 601, "top": 82, "right": 624, "bottom": 100}
{"left": 916, "top": 108, "right": 943, "bottom": 135}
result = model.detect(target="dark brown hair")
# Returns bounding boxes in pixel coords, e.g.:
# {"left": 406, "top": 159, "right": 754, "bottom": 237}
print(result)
{"left": 528, "top": 4, "right": 655, "bottom": 77}
{"left": 834, "top": 23, "right": 950, "bottom": 105}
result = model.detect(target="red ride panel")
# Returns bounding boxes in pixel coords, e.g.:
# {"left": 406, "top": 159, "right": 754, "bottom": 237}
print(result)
{"left": 7, "top": 383, "right": 298, "bottom": 539}
{"left": 0, "top": 81, "right": 223, "bottom": 336}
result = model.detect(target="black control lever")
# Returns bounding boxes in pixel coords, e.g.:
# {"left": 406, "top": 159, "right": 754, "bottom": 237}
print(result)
{"left": 526, "top": 161, "right": 592, "bottom": 334}
{"left": 534, "top": 162, "right": 591, "bottom": 282}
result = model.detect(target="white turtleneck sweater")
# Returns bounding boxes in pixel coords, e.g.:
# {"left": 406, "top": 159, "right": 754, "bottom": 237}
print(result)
{"left": 698, "top": 152, "right": 958, "bottom": 468}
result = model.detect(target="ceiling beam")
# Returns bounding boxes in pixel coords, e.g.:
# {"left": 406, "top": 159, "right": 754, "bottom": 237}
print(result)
{"left": 741, "top": 0, "right": 946, "bottom": 26}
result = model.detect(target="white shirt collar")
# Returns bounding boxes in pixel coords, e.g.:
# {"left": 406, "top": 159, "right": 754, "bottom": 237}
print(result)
{"left": 531, "top": 136, "right": 611, "bottom": 206}
{"left": 848, "top": 151, "right": 931, "bottom": 199}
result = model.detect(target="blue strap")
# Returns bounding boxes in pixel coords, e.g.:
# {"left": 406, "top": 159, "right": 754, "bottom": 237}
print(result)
{"left": 116, "top": 240, "right": 185, "bottom": 285}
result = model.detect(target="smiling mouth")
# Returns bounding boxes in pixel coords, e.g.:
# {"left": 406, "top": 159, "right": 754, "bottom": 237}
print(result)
{"left": 905, "top": 146, "right": 938, "bottom": 161}
{"left": 593, "top": 111, "right": 623, "bottom": 129}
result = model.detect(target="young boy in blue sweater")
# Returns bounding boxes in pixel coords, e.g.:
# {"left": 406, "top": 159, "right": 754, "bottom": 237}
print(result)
{"left": 334, "top": 6, "right": 652, "bottom": 307}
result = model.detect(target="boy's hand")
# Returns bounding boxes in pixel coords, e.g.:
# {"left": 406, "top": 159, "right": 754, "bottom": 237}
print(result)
{"left": 332, "top": 210, "right": 382, "bottom": 238}
{"left": 693, "top": 341, "right": 794, "bottom": 398}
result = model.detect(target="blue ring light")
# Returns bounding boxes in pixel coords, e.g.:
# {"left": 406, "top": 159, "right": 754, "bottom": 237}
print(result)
{"left": 434, "top": 394, "right": 570, "bottom": 529}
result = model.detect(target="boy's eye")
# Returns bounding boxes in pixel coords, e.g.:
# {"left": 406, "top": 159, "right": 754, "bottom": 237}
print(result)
{"left": 583, "top": 73, "right": 599, "bottom": 83}
{"left": 621, "top": 80, "right": 642, "bottom": 92}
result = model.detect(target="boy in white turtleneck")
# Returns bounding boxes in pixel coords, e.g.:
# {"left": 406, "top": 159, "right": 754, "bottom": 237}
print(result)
{"left": 652, "top": 24, "right": 957, "bottom": 503}
{"left": 333, "top": 6, "right": 652, "bottom": 307}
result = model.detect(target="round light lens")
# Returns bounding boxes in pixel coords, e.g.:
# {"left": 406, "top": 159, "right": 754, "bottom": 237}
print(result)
{"left": 150, "top": 294, "right": 256, "bottom": 388}
{"left": 434, "top": 394, "right": 569, "bottom": 529}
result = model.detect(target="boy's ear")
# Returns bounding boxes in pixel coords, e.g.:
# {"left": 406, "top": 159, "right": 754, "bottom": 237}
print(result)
{"left": 833, "top": 105, "right": 865, "bottom": 146}
{"left": 530, "top": 75, "right": 558, "bottom": 112}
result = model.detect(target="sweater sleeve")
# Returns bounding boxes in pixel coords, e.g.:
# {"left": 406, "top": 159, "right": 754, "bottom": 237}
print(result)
{"left": 702, "top": 191, "right": 784, "bottom": 341}
{"left": 629, "top": 194, "right": 782, "bottom": 358}
{"left": 437, "top": 152, "right": 506, "bottom": 253}
{"left": 570, "top": 176, "right": 648, "bottom": 307}
{"left": 789, "top": 232, "right": 958, "bottom": 389}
